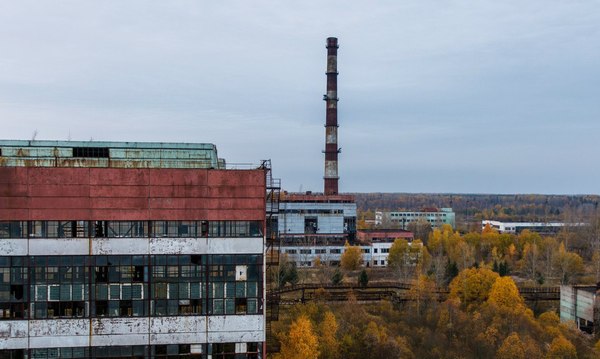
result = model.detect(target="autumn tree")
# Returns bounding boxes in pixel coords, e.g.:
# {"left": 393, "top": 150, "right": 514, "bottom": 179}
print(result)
{"left": 277, "top": 315, "right": 319, "bottom": 359}
{"left": 496, "top": 332, "right": 525, "bottom": 359}
{"left": 448, "top": 267, "right": 499, "bottom": 309}
{"left": 408, "top": 274, "right": 437, "bottom": 315}
{"left": 487, "top": 276, "right": 527, "bottom": 316}
{"left": 546, "top": 335, "right": 577, "bottom": 359}
{"left": 319, "top": 311, "right": 340, "bottom": 359}
{"left": 521, "top": 242, "right": 540, "bottom": 283}
{"left": 331, "top": 268, "right": 344, "bottom": 285}
{"left": 278, "top": 256, "right": 299, "bottom": 287}
{"left": 387, "top": 238, "right": 413, "bottom": 281}
{"left": 340, "top": 241, "right": 362, "bottom": 271}
{"left": 358, "top": 269, "right": 368, "bottom": 287}
{"left": 554, "top": 242, "right": 584, "bottom": 284}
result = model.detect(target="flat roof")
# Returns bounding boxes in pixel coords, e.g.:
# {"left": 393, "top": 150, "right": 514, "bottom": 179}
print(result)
{"left": 282, "top": 193, "right": 355, "bottom": 203}
{"left": 0, "top": 140, "right": 221, "bottom": 169}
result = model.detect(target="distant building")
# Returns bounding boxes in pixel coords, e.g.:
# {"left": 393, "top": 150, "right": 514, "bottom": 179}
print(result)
{"left": 481, "top": 220, "right": 584, "bottom": 235}
{"left": 281, "top": 241, "right": 407, "bottom": 268}
{"left": 279, "top": 228, "right": 414, "bottom": 268}
{"left": 560, "top": 284, "right": 600, "bottom": 334}
{"left": 277, "top": 192, "right": 356, "bottom": 245}
{"left": 376, "top": 208, "right": 455, "bottom": 229}
{"left": 0, "top": 140, "right": 266, "bottom": 358}
{"left": 356, "top": 229, "right": 413, "bottom": 244}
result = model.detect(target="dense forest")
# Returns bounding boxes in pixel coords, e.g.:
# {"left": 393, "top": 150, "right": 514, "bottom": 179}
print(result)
{"left": 273, "top": 277, "right": 600, "bottom": 358}
{"left": 354, "top": 193, "right": 600, "bottom": 230}
{"left": 271, "top": 223, "right": 600, "bottom": 358}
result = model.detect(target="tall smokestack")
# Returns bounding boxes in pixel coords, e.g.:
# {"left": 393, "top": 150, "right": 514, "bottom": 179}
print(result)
{"left": 324, "top": 37, "right": 340, "bottom": 195}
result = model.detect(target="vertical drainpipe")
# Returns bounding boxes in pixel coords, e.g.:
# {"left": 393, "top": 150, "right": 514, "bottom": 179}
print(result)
{"left": 324, "top": 37, "right": 340, "bottom": 195}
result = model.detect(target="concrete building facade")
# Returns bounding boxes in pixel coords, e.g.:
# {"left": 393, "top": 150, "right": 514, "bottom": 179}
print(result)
{"left": 376, "top": 208, "right": 455, "bottom": 229}
{"left": 0, "top": 140, "right": 266, "bottom": 358}
{"left": 277, "top": 193, "right": 356, "bottom": 244}
{"left": 280, "top": 228, "right": 414, "bottom": 268}
{"left": 560, "top": 284, "right": 600, "bottom": 334}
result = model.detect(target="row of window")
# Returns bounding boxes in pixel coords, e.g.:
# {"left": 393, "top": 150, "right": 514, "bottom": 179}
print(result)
{"left": 0, "top": 255, "right": 262, "bottom": 319}
{"left": 390, "top": 213, "right": 448, "bottom": 217}
{"left": 0, "top": 342, "right": 261, "bottom": 359}
{"left": 284, "top": 247, "right": 390, "bottom": 255}
{"left": 296, "top": 259, "right": 386, "bottom": 267}
{"left": 0, "top": 221, "right": 262, "bottom": 238}
{"left": 281, "top": 209, "right": 344, "bottom": 214}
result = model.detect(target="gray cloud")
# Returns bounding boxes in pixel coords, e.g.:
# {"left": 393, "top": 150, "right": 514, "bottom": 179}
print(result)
{"left": 0, "top": 0, "right": 599, "bottom": 194}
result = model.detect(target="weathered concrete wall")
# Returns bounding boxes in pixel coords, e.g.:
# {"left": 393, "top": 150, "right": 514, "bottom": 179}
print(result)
{"left": 150, "top": 316, "right": 207, "bottom": 345}
{"left": 1, "top": 237, "right": 263, "bottom": 256}
{"left": 29, "top": 319, "right": 89, "bottom": 348}
{"left": 1, "top": 315, "right": 264, "bottom": 350}
{"left": 29, "top": 238, "right": 90, "bottom": 256}
{"left": 207, "top": 315, "right": 264, "bottom": 343}
{"left": 0, "top": 321, "right": 28, "bottom": 350}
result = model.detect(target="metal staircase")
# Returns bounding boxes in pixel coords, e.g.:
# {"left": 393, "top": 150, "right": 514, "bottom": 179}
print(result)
{"left": 260, "top": 160, "right": 281, "bottom": 353}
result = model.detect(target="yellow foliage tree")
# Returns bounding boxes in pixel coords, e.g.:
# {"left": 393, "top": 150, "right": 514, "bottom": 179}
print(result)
{"left": 487, "top": 276, "right": 525, "bottom": 314}
{"left": 496, "top": 332, "right": 525, "bottom": 359}
{"left": 546, "top": 335, "right": 577, "bottom": 359}
{"left": 318, "top": 311, "right": 339, "bottom": 359}
{"left": 554, "top": 242, "right": 584, "bottom": 284}
{"left": 448, "top": 267, "right": 499, "bottom": 309}
{"left": 277, "top": 315, "right": 319, "bottom": 359}
{"left": 340, "top": 241, "right": 362, "bottom": 271}
{"left": 538, "top": 311, "right": 560, "bottom": 328}
{"left": 408, "top": 274, "right": 437, "bottom": 315}
{"left": 387, "top": 238, "right": 410, "bottom": 270}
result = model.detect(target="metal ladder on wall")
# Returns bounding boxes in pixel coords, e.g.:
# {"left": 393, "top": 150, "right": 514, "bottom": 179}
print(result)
{"left": 260, "top": 160, "right": 281, "bottom": 353}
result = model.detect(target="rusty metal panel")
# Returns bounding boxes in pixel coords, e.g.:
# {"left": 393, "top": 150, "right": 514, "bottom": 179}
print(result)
{"left": 90, "top": 185, "right": 149, "bottom": 198}
{"left": 207, "top": 170, "right": 265, "bottom": 187}
{"left": 0, "top": 197, "right": 29, "bottom": 208}
{"left": 30, "top": 197, "right": 90, "bottom": 209}
{"left": 29, "top": 184, "right": 89, "bottom": 197}
{"left": 90, "top": 197, "right": 148, "bottom": 209}
{"left": 28, "top": 168, "right": 91, "bottom": 185}
{"left": 0, "top": 209, "right": 28, "bottom": 220}
{"left": 89, "top": 168, "right": 149, "bottom": 185}
{"left": 148, "top": 168, "right": 208, "bottom": 186}
{"left": 0, "top": 166, "right": 265, "bottom": 221}
{"left": 149, "top": 185, "right": 209, "bottom": 198}
{"left": 207, "top": 185, "right": 264, "bottom": 198}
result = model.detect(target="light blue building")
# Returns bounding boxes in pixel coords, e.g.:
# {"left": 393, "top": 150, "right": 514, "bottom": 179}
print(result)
{"left": 276, "top": 193, "right": 357, "bottom": 244}
{"left": 376, "top": 208, "right": 455, "bottom": 229}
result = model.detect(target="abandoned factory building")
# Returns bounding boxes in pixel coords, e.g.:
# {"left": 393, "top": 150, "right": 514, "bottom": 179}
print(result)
{"left": 0, "top": 140, "right": 267, "bottom": 358}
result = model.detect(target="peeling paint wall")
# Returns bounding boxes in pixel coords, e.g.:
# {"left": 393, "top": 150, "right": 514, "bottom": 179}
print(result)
{"left": 0, "top": 316, "right": 263, "bottom": 349}
{"left": 1, "top": 237, "right": 262, "bottom": 256}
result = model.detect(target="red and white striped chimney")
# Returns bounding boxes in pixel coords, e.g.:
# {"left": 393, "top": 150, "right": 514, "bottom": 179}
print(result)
{"left": 324, "top": 37, "right": 340, "bottom": 195}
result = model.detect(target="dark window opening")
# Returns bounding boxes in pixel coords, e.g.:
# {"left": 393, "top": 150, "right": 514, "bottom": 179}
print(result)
{"left": 235, "top": 298, "right": 247, "bottom": 314}
{"left": 95, "top": 266, "right": 108, "bottom": 282}
{"left": 95, "top": 300, "right": 108, "bottom": 316}
{"left": 72, "top": 147, "right": 109, "bottom": 158}
{"left": 304, "top": 217, "right": 318, "bottom": 234}
{"left": 10, "top": 285, "right": 23, "bottom": 300}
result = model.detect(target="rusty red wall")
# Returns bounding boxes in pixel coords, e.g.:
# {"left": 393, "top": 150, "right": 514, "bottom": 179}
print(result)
{"left": 0, "top": 167, "right": 265, "bottom": 221}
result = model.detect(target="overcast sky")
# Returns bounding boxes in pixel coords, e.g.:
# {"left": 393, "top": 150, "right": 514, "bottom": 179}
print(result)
{"left": 1, "top": 1, "right": 599, "bottom": 194}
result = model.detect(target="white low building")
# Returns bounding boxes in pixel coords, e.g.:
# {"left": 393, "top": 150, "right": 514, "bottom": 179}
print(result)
{"left": 481, "top": 220, "right": 583, "bottom": 235}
